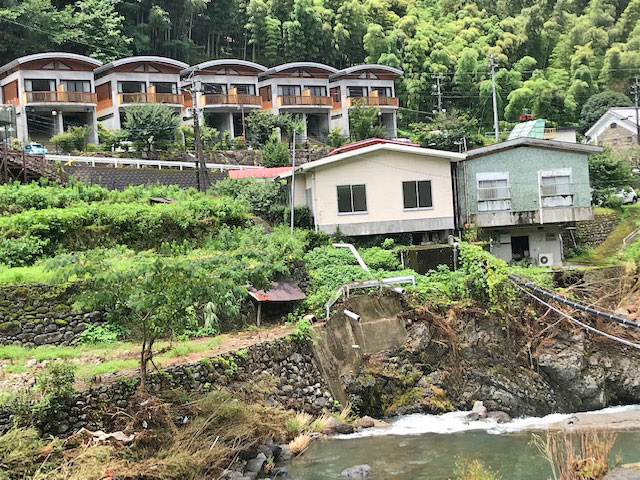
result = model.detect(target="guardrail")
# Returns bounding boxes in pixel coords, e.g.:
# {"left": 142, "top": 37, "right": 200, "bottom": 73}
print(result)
{"left": 45, "top": 154, "right": 262, "bottom": 171}
{"left": 623, "top": 227, "right": 640, "bottom": 247}
{"left": 324, "top": 275, "right": 416, "bottom": 319}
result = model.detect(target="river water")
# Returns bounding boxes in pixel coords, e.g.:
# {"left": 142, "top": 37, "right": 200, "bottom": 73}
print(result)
{"left": 289, "top": 407, "right": 640, "bottom": 479}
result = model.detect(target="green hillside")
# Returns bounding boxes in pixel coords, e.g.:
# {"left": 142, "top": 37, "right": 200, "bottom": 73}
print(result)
{"left": 0, "top": 0, "right": 639, "bottom": 128}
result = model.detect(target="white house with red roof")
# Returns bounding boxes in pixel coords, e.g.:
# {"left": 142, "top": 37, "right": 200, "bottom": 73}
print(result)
{"left": 278, "top": 138, "right": 464, "bottom": 238}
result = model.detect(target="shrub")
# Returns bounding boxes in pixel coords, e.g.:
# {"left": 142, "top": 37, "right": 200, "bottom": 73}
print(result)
{"left": 51, "top": 126, "right": 90, "bottom": 153}
{"left": 603, "top": 194, "right": 624, "bottom": 210}
{"left": 97, "top": 124, "right": 128, "bottom": 151}
{"left": 78, "top": 323, "right": 125, "bottom": 344}
{"left": 454, "top": 459, "right": 500, "bottom": 480}
{"left": 284, "top": 206, "right": 313, "bottom": 228}
{"left": 212, "top": 178, "right": 285, "bottom": 223}
{"left": 246, "top": 110, "right": 295, "bottom": 147}
{"left": 0, "top": 197, "right": 249, "bottom": 265}
{"left": 123, "top": 103, "right": 180, "bottom": 151}
{"left": 261, "top": 132, "right": 290, "bottom": 167}
{"left": 0, "top": 235, "right": 48, "bottom": 267}
{"left": 360, "top": 247, "right": 400, "bottom": 270}
{"left": 327, "top": 128, "right": 348, "bottom": 147}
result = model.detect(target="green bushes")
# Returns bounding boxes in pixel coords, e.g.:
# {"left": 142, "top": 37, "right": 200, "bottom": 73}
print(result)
{"left": 261, "top": 132, "right": 290, "bottom": 167}
{"left": 0, "top": 197, "right": 249, "bottom": 265}
{"left": 212, "top": 177, "right": 285, "bottom": 223}
{"left": 0, "top": 180, "right": 204, "bottom": 212}
{"left": 51, "top": 126, "right": 90, "bottom": 153}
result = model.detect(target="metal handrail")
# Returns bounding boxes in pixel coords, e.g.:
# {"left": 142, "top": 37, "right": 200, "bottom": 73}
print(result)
{"left": 623, "top": 227, "right": 640, "bottom": 247}
{"left": 45, "top": 154, "right": 262, "bottom": 171}
{"left": 324, "top": 275, "right": 416, "bottom": 319}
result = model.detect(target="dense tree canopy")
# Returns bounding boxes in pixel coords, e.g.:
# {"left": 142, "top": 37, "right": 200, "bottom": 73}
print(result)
{"left": 1, "top": 0, "right": 639, "bottom": 129}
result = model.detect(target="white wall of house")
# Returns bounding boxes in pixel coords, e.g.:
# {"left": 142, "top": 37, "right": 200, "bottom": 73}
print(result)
{"left": 96, "top": 71, "right": 182, "bottom": 130}
{"left": 1, "top": 65, "right": 98, "bottom": 144}
{"left": 293, "top": 148, "right": 456, "bottom": 236}
{"left": 488, "top": 226, "right": 564, "bottom": 266}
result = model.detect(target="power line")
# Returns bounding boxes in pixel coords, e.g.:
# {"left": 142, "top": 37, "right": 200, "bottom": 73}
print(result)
{"left": 512, "top": 280, "right": 640, "bottom": 351}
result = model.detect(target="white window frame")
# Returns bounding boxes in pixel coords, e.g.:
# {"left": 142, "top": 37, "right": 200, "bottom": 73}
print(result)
{"left": 402, "top": 180, "right": 434, "bottom": 211}
{"left": 476, "top": 172, "right": 511, "bottom": 212}
{"left": 336, "top": 184, "right": 368, "bottom": 215}
{"left": 539, "top": 168, "right": 573, "bottom": 208}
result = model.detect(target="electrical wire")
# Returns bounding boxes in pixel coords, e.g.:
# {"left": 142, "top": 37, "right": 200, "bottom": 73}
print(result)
{"left": 512, "top": 280, "right": 640, "bottom": 350}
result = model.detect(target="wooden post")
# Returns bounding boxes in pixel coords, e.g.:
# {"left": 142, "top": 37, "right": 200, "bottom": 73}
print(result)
{"left": 256, "top": 302, "right": 262, "bottom": 327}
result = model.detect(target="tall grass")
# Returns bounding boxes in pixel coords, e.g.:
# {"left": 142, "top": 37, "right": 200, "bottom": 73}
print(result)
{"left": 454, "top": 459, "right": 500, "bottom": 480}
{"left": 532, "top": 430, "right": 617, "bottom": 480}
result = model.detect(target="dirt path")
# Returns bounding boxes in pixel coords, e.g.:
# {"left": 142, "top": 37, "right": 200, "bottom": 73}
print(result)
{"left": 83, "top": 324, "right": 295, "bottom": 388}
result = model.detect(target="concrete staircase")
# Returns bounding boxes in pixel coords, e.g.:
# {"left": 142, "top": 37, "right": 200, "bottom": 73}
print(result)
{"left": 0, "top": 145, "right": 67, "bottom": 184}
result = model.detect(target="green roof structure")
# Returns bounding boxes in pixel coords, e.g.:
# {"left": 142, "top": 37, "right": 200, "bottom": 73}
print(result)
{"left": 508, "top": 119, "right": 546, "bottom": 140}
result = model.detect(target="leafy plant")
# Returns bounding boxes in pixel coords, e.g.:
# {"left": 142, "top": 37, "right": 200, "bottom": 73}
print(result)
{"left": 51, "top": 126, "right": 90, "bottom": 153}
{"left": 261, "top": 131, "right": 290, "bottom": 167}
{"left": 78, "top": 323, "right": 125, "bottom": 344}
{"left": 327, "top": 128, "right": 348, "bottom": 147}
{"left": 292, "top": 318, "right": 313, "bottom": 342}
{"left": 348, "top": 100, "right": 386, "bottom": 141}
{"left": 123, "top": 103, "right": 181, "bottom": 151}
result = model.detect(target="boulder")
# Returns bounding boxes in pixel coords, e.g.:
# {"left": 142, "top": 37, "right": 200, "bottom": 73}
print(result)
{"left": 487, "top": 411, "right": 511, "bottom": 424}
{"left": 353, "top": 416, "right": 376, "bottom": 428}
{"left": 245, "top": 453, "right": 266, "bottom": 473}
{"left": 322, "top": 417, "right": 354, "bottom": 435}
{"left": 471, "top": 400, "right": 487, "bottom": 418}
{"left": 340, "top": 465, "right": 371, "bottom": 477}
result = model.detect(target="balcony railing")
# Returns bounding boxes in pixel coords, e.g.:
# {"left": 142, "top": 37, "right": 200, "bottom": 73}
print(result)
{"left": 203, "top": 94, "right": 262, "bottom": 106}
{"left": 347, "top": 96, "right": 399, "bottom": 107}
{"left": 24, "top": 91, "right": 97, "bottom": 104}
{"left": 118, "top": 93, "right": 184, "bottom": 105}
{"left": 278, "top": 95, "right": 332, "bottom": 106}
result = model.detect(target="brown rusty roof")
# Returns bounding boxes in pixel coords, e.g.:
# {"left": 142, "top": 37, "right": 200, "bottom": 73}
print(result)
{"left": 248, "top": 278, "right": 306, "bottom": 302}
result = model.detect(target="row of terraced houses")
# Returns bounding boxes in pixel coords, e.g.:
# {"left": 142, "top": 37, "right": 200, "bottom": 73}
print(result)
{"left": 0, "top": 52, "right": 402, "bottom": 146}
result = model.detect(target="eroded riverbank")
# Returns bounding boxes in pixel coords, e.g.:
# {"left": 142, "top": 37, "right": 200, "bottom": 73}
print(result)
{"left": 289, "top": 406, "right": 640, "bottom": 479}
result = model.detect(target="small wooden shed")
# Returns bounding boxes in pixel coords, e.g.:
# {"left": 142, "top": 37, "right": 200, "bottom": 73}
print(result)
{"left": 248, "top": 278, "right": 306, "bottom": 326}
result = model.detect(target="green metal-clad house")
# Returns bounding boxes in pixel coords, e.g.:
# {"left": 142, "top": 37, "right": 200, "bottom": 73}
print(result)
{"left": 455, "top": 138, "right": 602, "bottom": 266}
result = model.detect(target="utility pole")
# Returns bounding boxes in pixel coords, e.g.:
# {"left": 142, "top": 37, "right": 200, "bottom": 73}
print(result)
{"left": 184, "top": 70, "right": 210, "bottom": 192}
{"left": 489, "top": 56, "right": 499, "bottom": 141}
{"left": 431, "top": 74, "right": 445, "bottom": 113}
{"left": 632, "top": 74, "right": 640, "bottom": 146}
{"left": 290, "top": 129, "right": 297, "bottom": 233}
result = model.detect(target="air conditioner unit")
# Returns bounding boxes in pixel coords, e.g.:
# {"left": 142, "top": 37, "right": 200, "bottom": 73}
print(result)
{"left": 538, "top": 253, "right": 553, "bottom": 267}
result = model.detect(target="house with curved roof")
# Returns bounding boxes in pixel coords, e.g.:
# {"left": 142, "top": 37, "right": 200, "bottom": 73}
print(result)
{"left": 258, "top": 62, "right": 337, "bottom": 141}
{"left": 94, "top": 56, "right": 188, "bottom": 130}
{"left": 329, "top": 64, "right": 403, "bottom": 139}
{"left": 0, "top": 52, "right": 102, "bottom": 145}
{"left": 181, "top": 59, "right": 266, "bottom": 138}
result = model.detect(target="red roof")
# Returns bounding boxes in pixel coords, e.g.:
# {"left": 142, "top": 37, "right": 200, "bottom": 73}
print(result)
{"left": 229, "top": 167, "right": 293, "bottom": 179}
{"left": 328, "top": 138, "right": 419, "bottom": 156}
{"left": 248, "top": 279, "right": 306, "bottom": 302}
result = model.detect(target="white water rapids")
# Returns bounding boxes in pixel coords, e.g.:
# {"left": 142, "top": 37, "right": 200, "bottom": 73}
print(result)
{"left": 338, "top": 404, "right": 640, "bottom": 439}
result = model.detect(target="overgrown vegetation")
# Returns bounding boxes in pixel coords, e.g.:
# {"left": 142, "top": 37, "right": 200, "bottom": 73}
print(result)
{"left": 0, "top": 389, "right": 295, "bottom": 480}
{"left": 532, "top": 430, "right": 617, "bottom": 480}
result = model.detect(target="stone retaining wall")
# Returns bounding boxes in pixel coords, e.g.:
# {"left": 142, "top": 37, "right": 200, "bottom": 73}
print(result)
{"left": 0, "top": 336, "right": 333, "bottom": 436}
{"left": 562, "top": 212, "right": 620, "bottom": 252}
{"left": 0, "top": 284, "right": 102, "bottom": 347}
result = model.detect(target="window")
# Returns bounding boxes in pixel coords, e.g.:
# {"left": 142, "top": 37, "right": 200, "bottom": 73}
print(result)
{"left": 540, "top": 170, "right": 573, "bottom": 207}
{"left": 348, "top": 86, "right": 367, "bottom": 97}
{"left": 231, "top": 84, "right": 256, "bottom": 95}
{"left": 545, "top": 233, "right": 557, "bottom": 242}
{"left": 62, "top": 80, "right": 90, "bottom": 92}
{"left": 476, "top": 172, "right": 511, "bottom": 211}
{"left": 330, "top": 87, "right": 341, "bottom": 102}
{"left": 203, "top": 83, "right": 227, "bottom": 94}
{"left": 25, "top": 79, "right": 55, "bottom": 92}
{"left": 278, "top": 85, "right": 301, "bottom": 97}
{"left": 152, "top": 82, "right": 177, "bottom": 94}
{"left": 304, "top": 85, "right": 326, "bottom": 96}
{"left": 402, "top": 181, "right": 432, "bottom": 209}
{"left": 371, "top": 86, "right": 392, "bottom": 97}
{"left": 337, "top": 184, "right": 367, "bottom": 213}
{"left": 610, "top": 123, "right": 618, "bottom": 129}
{"left": 118, "top": 81, "right": 146, "bottom": 94}
{"left": 628, "top": 137, "right": 633, "bottom": 143}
